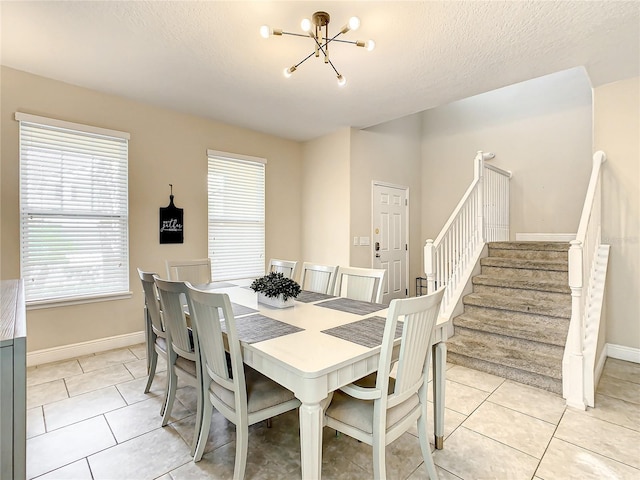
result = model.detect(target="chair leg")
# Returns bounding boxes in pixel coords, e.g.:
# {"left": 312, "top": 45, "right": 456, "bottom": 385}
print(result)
{"left": 193, "top": 397, "right": 213, "bottom": 462}
{"left": 144, "top": 349, "right": 158, "bottom": 394}
{"left": 234, "top": 421, "right": 249, "bottom": 480}
{"left": 190, "top": 378, "right": 204, "bottom": 457}
{"left": 418, "top": 413, "right": 439, "bottom": 479}
{"left": 158, "top": 354, "right": 170, "bottom": 417}
{"left": 161, "top": 359, "right": 177, "bottom": 427}
{"left": 372, "top": 433, "right": 386, "bottom": 480}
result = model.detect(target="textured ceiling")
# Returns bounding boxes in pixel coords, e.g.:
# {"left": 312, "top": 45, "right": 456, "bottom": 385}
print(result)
{"left": 1, "top": 1, "right": 639, "bottom": 141}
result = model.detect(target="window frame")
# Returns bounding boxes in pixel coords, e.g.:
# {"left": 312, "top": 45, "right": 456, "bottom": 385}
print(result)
{"left": 207, "top": 149, "right": 267, "bottom": 281}
{"left": 16, "top": 112, "right": 131, "bottom": 308}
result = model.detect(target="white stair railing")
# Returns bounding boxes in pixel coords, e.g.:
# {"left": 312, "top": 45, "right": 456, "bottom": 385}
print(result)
{"left": 564, "top": 151, "right": 607, "bottom": 410}
{"left": 424, "top": 151, "right": 511, "bottom": 321}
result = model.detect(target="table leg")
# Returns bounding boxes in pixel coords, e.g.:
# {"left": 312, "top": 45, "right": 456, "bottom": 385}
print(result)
{"left": 299, "top": 402, "right": 323, "bottom": 480}
{"left": 432, "top": 341, "right": 447, "bottom": 449}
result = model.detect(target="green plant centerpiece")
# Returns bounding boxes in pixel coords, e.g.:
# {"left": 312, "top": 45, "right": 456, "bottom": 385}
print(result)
{"left": 250, "top": 272, "right": 301, "bottom": 308}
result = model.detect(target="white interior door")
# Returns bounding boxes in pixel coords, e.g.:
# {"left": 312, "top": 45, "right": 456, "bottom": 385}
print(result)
{"left": 372, "top": 183, "right": 408, "bottom": 304}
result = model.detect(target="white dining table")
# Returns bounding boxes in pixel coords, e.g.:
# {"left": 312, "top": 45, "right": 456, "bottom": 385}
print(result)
{"left": 210, "top": 281, "right": 449, "bottom": 480}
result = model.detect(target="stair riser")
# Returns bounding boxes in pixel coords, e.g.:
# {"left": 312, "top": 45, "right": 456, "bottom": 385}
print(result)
{"left": 473, "top": 276, "right": 570, "bottom": 294}
{"left": 488, "top": 247, "right": 569, "bottom": 262}
{"left": 481, "top": 265, "right": 568, "bottom": 283}
{"left": 463, "top": 295, "right": 571, "bottom": 318}
{"left": 473, "top": 284, "right": 571, "bottom": 303}
{"left": 447, "top": 352, "right": 562, "bottom": 395}
{"left": 454, "top": 314, "right": 568, "bottom": 346}
{"left": 453, "top": 327, "right": 565, "bottom": 360}
{"left": 462, "top": 304, "right": 570, "bottom": 327}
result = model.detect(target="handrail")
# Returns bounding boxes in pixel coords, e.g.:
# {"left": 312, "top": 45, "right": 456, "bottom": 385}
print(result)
{"left": 564, "top": 151, "right": 606, "bottom": 409}
{"left": 424, "top": 151, "right": 511, "bottom": 320}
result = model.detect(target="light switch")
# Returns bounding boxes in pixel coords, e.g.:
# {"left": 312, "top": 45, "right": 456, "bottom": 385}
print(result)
{"left": 353, "top": 236, "right": 359, "bottom": 246}
{"left": 359, "top": 236, "right": 370, "bottom": 246}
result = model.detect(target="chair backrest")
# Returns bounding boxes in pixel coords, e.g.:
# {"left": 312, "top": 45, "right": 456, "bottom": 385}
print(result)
{"left": 165, "top": 258, "right": 212, "bottom": 284}
{"left": 153, "top": 276, "right": 197, "bottom": 361}
{"left": 186, "top": 286, "right": 247, "bottom": 417}
{"left": 299, "top": 262, "right": 339, "bottom": 294}
{"left": 334, "top": 266, "right": 386, "bottom": 303}
{"left": 377, "top": 287, "right": 445, "bottom": 410}
{"left": 137, "top": 268, "right": 164, "bottom": 337}
{"left": 268, "top": 258, "right": 298, "bottom": 280}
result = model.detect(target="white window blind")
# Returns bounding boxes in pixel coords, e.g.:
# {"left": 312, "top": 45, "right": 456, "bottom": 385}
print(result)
{"left": 17, "top": 113, "right": 130, "bottom": 304}
{"left": 207, "top": 151, "right": 266, "bottom": 280}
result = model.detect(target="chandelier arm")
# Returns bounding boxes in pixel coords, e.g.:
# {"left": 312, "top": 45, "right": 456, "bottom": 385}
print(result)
{"left": 327, "top": 58, "right": 341, "bottom": 76}
{"left": 323, "top": 38, "right": 358, "bottom": 45}
{"left": 292, "top": 50, "right": 318, "bottom": 69}
{"left": 281, "top": 31, "right": 310, "bottom": 39}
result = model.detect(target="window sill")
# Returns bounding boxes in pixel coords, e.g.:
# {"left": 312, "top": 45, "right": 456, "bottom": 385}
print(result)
{"left": 27, "top": 292, "right": 133, "bottom": 310}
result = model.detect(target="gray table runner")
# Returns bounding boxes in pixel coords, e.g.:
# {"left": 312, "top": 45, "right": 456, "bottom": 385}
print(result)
{"left": 295, "top": 291, "right": 336, "bottom": 303}
{"left": 222, "top": 314, "right": 303, "bottom": 344}
{"left": 321, "top": 316, "right": 403, "bottom": 348}
{"left": 316, "top": 297, "right": 387, "bottom": 315}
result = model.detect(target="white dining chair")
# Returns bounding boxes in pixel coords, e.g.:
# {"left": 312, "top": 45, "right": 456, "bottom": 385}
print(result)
{"left": 166, "top": 258, "right": 212, "bottom": 284}
{"left": 324, "top": 287, "right": 445, "bottom": 480}
{"left": 153, "top": 276, "right": 204, "bottom": 456}
{"left": 186, "top": 285, "right": 301, "bottom": 477}
{"left": 137, "top": 268, "right": 169, "bottom": 414}
{"left": 334, "top": 266, "right": 387, "bottom": 303}
{"left": 299, "top": 262, "right": 339, "bottom": 294}
{"left": 268, "top": 258, "right": 298, "bottom": 280}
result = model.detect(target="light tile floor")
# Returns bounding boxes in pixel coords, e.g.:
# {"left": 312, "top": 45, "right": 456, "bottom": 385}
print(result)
{"left": 26, "top": 346, "right": 640, "bottom": 479}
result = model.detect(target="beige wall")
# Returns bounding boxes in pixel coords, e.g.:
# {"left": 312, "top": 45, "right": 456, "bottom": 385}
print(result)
{"left": 301, "top": 128, "right": 351, "bottom": 267}
{"left": 421, "top": 68, "right": 593, "bottom": 241}
{"left": 1, "top": 67, "right": 302, "bottom": 352}
{"left": 350, "top": 113, "right": 423, "bottom": 295}
{"left": 594, "top": 77, "right": 640, "bottom": 351}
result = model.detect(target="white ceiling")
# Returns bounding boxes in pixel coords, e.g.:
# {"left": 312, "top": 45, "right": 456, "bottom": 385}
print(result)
{"left": 2, "top": 1, "right": 639, "bottom": 142}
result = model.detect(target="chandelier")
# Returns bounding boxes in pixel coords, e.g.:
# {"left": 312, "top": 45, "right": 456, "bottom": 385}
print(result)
{"left": 260, "top": 11, "right": 375, "bottom": 87}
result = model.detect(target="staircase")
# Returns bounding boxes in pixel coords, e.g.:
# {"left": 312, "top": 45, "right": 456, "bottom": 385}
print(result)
{"left": 447, "top": 241, "right": 571, "bottom": 394}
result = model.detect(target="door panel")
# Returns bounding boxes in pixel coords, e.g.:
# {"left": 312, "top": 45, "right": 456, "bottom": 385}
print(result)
{"left": 373, "top": 183, "right": 408, "bottom": 304}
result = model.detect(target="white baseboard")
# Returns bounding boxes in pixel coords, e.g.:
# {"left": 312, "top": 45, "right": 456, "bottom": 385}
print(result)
{"left": 607, "top": 343, "right": 640, "bottom": 364}
{"left": 27, "top": 331, "right": 145, "bottom": 367}
{"left": 515, "top": 233, "right": 576, "bottom": 242}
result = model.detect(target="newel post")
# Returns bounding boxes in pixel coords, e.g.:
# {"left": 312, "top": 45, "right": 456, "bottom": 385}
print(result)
{"left": 565, "top": 239, "right": 586, "bottom": 409}
{"left": 424, "top": 239, "right": 435, "bottom": 294}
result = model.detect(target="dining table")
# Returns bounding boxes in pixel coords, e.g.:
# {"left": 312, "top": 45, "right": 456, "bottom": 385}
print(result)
{"left": 196, "top": 279, "right": 449, "bottom": 480}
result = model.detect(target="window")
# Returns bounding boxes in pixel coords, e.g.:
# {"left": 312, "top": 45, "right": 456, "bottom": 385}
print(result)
{"left": 17, "top": 113, "right": 130, "bottom": 305}
{"left": 207, "top": 150, "right": 266, "bottom": 280}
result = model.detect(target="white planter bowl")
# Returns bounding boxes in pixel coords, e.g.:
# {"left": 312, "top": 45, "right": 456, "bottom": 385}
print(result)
{"left": 257, "top": 292, "right": 295, "bottom": 308}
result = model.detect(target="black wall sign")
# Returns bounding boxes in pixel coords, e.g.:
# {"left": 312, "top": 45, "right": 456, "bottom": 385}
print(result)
{"left": 159, "top": 185, "right": 184, "bottom": 244}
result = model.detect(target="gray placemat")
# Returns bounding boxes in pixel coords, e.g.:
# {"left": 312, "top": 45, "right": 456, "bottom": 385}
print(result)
{"left": 222, "top": 314, "right": 304, "bottom": 344}
{"left": 316, "top": 297, "right": 387, "bottom": 315}
{"left": 295, "top": 291, "right": 336, "bottom": 303}
{"left": 321, "top": 316, "right": 402, "bottom": 348}
{"left": 230, "top": 303, "right": 258, "bottom": 317}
